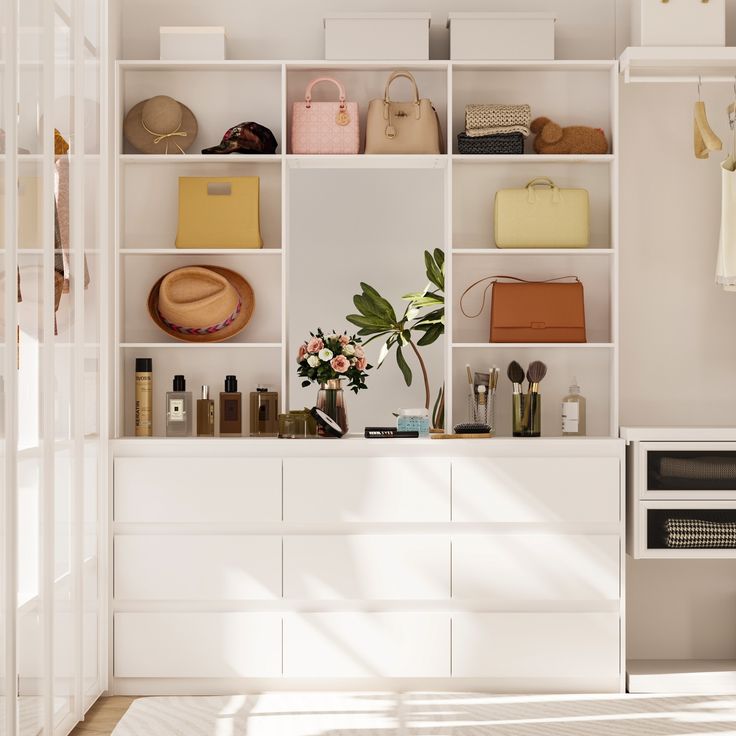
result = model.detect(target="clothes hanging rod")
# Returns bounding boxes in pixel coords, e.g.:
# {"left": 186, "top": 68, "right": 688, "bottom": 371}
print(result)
{"left": 626, "top": 75, "right": 736, "bottom": 84}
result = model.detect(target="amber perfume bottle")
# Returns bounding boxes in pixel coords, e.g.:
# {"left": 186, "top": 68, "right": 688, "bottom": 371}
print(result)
{"left": 196, "top": 385, "right": 215, "bottom": 437}
{"left": 219, "top": 375, "right": 242, "bottom": 436}
{"left": 249, "top": 386, "right": 279, "bottom": 437}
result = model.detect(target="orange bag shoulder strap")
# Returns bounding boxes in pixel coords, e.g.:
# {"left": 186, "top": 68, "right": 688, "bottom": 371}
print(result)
{"left": 459, "top": 275, "right": 580, "bottom": 319}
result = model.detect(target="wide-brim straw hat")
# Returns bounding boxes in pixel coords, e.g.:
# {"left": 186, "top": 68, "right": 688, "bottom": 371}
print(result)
{"left": 147, "top": 265, "right": 254, "bottom": 342}
{"left": 124, "top": 94, "right": 198, "bottom": 155}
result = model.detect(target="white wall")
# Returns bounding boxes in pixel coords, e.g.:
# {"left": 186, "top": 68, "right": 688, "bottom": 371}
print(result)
{"left": 118, "top": 0, "right": 736, "bottom": 662}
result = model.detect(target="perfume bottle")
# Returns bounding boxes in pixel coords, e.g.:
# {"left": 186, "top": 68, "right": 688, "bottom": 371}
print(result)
{"left": 249, "top": 386, "right": 279, "bottom": 437}
{"left": 165, "top": 374, "right": 192, "bottom": 437}
{"left": 562, "top": 378, "right": 587, "bottom": 437}
{"left": 219, "top": 375, "right": 242, "bottom": 436}
{"left": 196, "top": 385, "right": 215, "bottom": 437}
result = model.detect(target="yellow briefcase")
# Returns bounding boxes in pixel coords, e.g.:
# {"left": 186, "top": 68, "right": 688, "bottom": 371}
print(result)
{"left": 494, "top": 177, "right": 589, "bottom": 248}
{"left": 176, "top": 176, "right": 262, "bottom": 249}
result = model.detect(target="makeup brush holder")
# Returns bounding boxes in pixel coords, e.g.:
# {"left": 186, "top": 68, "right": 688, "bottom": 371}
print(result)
{"left": 469, "top": 393, "right": 496, "bottom": 434}
{"left": 512, "top": 394, "right": 525, "bottom": 437}
{"left": 522, "top": 393, "right": 541, "bottom": 437}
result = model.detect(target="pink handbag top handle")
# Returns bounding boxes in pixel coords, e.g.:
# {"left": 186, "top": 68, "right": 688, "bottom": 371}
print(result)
{"left": 304, "top": 77, "right": 347, "bottom": 109}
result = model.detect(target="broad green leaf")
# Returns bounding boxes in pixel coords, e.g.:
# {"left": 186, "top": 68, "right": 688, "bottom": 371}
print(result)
{"left": 433, "top": 248, "right": 445, "bottom": 272}
{"left": 360, "top": 282, "right": 397, "bottom": 323}
{"left": 417, "top": 324, "right": 443, "bottom": 346}
{"left": 424, "top": 250, "right": 444, "bottom": 291}
{"left": 353, "top": 293, "right": 390, "bottom": 322}
{"left": 396, "top": 346, "right": 412, "bottom": 386}
{"left": 346, "top": 314, "right": 392, "bottom": 331}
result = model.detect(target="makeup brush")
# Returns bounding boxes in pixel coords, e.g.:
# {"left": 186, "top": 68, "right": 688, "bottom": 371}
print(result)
{"left": 507, "top": 361, "right": 524, "bottom": 394}
{"left": 465, "top": 363, "right": 475, "bottom": 421}
{"left": 527, "top": 360, "right": 547, "bottom": 394}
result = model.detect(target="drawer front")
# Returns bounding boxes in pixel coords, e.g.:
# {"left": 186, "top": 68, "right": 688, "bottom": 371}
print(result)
{"left": 115, "top": 535, "right": 282, "bottom": 600}
{"left": 283, "top": 458, "right": 450, "bottom": 522}
{"left": 283, "top": 536, "right": 450, "bottom": 600}
{"left": 283, "top": 613, "right": 450, "bottom": 677}
{"left": 452, "top": 613, "right": 620, "bottom": 678}
{"left": 114, "top": 457, "right": 281, "bottom": 522}
{"left": 452, "top": 535, "right": 620, "bottom": 601}
{"left": 452, "top": 457, "right": 620, "bottom": 523}
{"left": 114, "top": 612, "right": 282, "bottom": 677}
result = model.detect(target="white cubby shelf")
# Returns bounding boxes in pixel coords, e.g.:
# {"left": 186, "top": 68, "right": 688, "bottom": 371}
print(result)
{"left": 114, "top": 58, "right": 619, "bottom": 439}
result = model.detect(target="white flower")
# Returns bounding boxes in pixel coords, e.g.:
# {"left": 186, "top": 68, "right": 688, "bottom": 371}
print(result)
{"left": 342, "top": 343, "right": 356, "bottom": 357}
{"left": 307, "top": 355, "right": 320, "bottom": 368}
{"left": 326, "top": 333, "right": 339, "bottom": 342}
{"left": 318, "top": 348, "right": 334, "bottom": 362}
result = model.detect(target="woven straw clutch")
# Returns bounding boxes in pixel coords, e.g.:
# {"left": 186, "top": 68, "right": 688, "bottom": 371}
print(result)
{"left": 464, "top": 104, "right": 531, "bottom": 138}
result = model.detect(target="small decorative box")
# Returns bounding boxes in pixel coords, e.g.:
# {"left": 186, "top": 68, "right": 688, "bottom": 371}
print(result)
{"left": 160, "top": 26, "right": 226, "bottom": 61}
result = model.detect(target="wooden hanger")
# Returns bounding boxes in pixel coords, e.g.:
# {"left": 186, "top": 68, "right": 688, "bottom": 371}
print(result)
{"left": 695, "top": 76, "right": 723, "bottom": 159}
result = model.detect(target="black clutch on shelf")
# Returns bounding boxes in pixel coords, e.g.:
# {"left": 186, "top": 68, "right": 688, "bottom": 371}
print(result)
{"left": 457, "top": 132, "right": 524, "bottom": 155}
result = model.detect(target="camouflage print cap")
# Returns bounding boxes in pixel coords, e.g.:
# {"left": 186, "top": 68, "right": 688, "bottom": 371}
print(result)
{"left": 201, "top": 121, "right": 278, "bottom": 155}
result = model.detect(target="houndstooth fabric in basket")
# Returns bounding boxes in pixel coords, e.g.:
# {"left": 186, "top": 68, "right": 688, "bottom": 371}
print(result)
{"left": 665, "top": 518, "right": 736, "bottom": 548}
{"left": 464, "top": 104, "right": 531, "bottom": 138}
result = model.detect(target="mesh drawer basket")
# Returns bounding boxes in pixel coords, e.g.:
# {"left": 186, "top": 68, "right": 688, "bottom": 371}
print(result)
{"left": 457, "top": 132, "right": 524, "bottom": 155}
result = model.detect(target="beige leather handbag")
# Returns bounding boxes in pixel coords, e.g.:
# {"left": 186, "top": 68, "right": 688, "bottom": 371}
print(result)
{"left": 494, "top": 177, "right": 590, "bottom": 248}
{"left": 365, "top": 71, "right": 442, "bottom": 154}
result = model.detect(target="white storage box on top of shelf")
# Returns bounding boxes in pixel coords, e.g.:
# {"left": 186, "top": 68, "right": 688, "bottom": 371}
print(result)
{"left": 447, "top": 13, "right": 555, "bottom": 61}
{"left": 160, "top": 26, "right": 226, "bottom": 60}
{"left": 631, "top": 0, "right": 725, "bottom": 47}
{"left": 323, "top": 13, "right": 431, "bottom": 61}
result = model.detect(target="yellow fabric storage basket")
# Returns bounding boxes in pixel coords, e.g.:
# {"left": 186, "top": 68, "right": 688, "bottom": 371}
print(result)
{"left": 176, "top": 176, "right": 262, "bottom": 249}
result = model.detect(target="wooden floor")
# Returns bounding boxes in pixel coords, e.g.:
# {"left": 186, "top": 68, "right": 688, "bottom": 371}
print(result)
{"left": 70, "top": 697, "right": 136, "bottom": 735}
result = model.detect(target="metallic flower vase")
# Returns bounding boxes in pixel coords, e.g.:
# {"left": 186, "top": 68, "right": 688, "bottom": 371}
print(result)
{"left": 316, "top": 379, "right": 348, "bottom": 437}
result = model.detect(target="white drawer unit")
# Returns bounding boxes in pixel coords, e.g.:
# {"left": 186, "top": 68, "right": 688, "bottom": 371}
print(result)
{"left": 283, "top": 613, "right": 450, "bottom": 678}
{"left": 452, "top": 457, "right": 620, "bottom": 523}
{"left": 114, "top": 612, "right": 282, "bottom": 678}
{"left": 115, "top": 535, "right": 282, "bottom": 600}
{"left": 283, "top": 458, "right": 451, "bottom": 522}
{"left": 114, "top": 457, "right": 281, "bottom": 523}
{"left": 452, "top": 612, "right": 620, "bottom": 679}
{"left": 283, "top": 535, "right": 450, "bottom": 600}
{"left": 452, "top": 534, "right": 620, "bottom": 601}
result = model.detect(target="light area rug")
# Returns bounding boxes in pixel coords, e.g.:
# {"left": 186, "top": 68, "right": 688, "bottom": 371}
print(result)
{"left": 111, "top": 691, "right": 736, "bottom": 736}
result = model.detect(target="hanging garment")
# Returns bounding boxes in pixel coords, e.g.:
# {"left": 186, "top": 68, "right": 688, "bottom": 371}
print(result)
{"left": 716, "top": 155, "right": 736, "bottom": 290}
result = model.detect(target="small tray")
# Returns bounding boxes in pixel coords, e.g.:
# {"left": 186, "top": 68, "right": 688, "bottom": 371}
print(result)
{"left": 431, "top": 433, "right": 494, "bottom": 440}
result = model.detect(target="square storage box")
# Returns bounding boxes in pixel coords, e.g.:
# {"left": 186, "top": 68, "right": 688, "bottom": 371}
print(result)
{"left": 631, "top": 0, "right": 725, "bottom": 47}
{"left": 160, "top": 26, "right": 226, "bottom": 61}
{"left": 324, "top": 13, "right": 431, "bottom": 60}
{"left": 447, "top": 13, "right": 555, "bottom": 61}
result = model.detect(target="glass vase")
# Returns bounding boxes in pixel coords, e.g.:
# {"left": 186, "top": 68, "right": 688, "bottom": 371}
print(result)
{"left": 316, "top": 379, "right": 348, "bottom": 437}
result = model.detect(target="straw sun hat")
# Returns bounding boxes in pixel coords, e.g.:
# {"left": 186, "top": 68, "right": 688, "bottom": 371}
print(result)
{"left": 123, "top": 95, "right": 198, "bottom": 154}
{"left": 148, "top": 265, "right": 254, "bottom": 342}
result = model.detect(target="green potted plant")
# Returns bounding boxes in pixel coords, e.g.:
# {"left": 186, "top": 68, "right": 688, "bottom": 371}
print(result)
{"left": 346, "top": 249, "right": 445, "bottom": 430}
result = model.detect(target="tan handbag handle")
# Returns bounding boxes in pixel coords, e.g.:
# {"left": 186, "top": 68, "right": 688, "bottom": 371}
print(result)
{"left": 526, "top": 177, "right": 557, "bottom": 189}
{"left": 525, "top": 177, "right": 561, "bottom": 203}
{"left": 459, "top": 275, "right": 580, "bottom": 319}
{"left": 383, "top": 71, "right": 420, "bottom": 104}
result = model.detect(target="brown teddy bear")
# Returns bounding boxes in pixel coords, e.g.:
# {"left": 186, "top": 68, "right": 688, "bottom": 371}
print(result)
{"left": 530, "top": 116, "right": 609, "bottom": 155}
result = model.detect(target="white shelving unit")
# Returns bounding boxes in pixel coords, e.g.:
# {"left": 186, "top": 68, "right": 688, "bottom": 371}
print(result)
{"left": 620, "top": 46, "right": 736, "bottom": 83}
{"left": 114, "top": 58, "right": 619, "bottom": 438}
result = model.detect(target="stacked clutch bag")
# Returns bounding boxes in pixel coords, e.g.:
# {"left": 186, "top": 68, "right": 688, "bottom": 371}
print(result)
{"left": 457, "top": 104, "right": 531, "bottom": 155}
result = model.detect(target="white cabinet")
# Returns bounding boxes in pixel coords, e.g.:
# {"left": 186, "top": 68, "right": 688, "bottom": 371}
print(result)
{"left": 283, "top": 458, "right": 450, "bottom": 522}
{"left": 283, "top": 535, "right": 450, "bottom": 600}
{"left": 283, "top": 613, "right": 450, "bottom": 677}
{"left": 452, "top": 534, "right": 620, "bottom": 601}
{"left": 114, "top": 457, "right": 282, "bottom": 522}
{"left": 114, "top": 613, "right": 282, "bottom": 678}
{"left": 115, "top": 535, "right": 282, "bottom": 600}
{"left": 452, "top": 457, "right": 620, "bottom": 523}
{"left": 452, "top": 613, "right": 620, "bottom": 678}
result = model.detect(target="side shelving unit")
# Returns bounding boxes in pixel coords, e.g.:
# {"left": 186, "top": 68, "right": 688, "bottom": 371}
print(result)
{"left": 114, "top": 58, "right": 619, "bottom": 439}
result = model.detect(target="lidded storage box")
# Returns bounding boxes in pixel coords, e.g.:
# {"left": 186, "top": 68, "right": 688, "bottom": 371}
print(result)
{"left": 447, "top": 13, "right": 555, "bottom": 61}
{"left": 160, "top": 26, "right": 226, "bottom": 60}
{"left": 631, "top": 0, "right": 725, "bottom": 47}
{"left": 323, "top": 13, "right": 431, "bottom": 60}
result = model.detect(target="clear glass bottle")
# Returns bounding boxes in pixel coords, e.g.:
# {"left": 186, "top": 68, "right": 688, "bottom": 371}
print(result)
{"left": 196, "top": 385, "right": 215, "bottom": 437}
{"left": 562, "top": 378, "right": 587, "bottom": 437}
{"left": 219, "top": 375, "right": 242, "bottom": 436}
{"left": 397, "top": 408, "right": 430, "bottom": 437}
{"left": 165, "top": 374, "right": 192, "bottom": 437}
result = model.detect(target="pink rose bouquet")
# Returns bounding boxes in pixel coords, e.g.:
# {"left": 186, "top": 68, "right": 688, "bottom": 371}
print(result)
{"left": 296, "top": 328, "right": 371, "bottom": 393}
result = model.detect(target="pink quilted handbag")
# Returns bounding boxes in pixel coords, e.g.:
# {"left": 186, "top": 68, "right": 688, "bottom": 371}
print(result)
{"left": 291, "top": 77, "right": 360, "bottom": 154}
